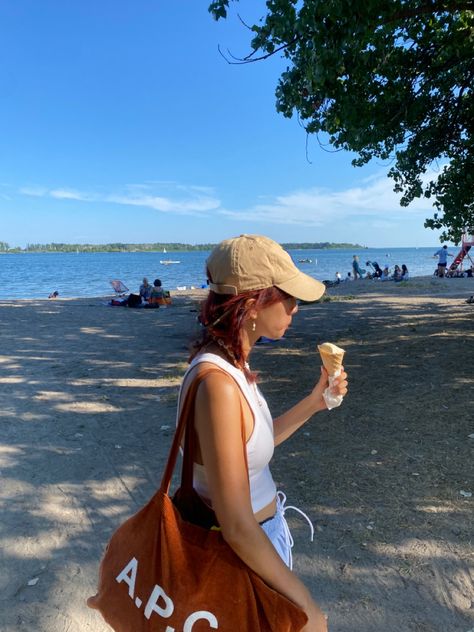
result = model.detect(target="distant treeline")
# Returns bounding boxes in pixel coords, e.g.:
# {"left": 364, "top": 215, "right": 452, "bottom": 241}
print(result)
{"left": 0, "top": 242, "right": 215, "bottom": 253}
{"left": 0, "top": 241, "right": 364, "bottom": 253}
{"left": 282, "top": 242, "right": 365, "bottom": 250}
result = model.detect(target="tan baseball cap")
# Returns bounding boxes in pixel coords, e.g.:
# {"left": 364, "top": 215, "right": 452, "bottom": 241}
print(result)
{"left": 206, "top": 234, "right": 325, "bottom": 302}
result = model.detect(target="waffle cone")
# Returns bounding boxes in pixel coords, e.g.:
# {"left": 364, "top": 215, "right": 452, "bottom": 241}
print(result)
{"left": 317, "top": 342, "right": 345, "bottom": 376}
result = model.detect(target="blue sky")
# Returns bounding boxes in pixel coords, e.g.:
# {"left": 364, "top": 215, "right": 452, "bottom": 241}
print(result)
{"left": 0, "top": 1, "right": 447, "bottom": 248}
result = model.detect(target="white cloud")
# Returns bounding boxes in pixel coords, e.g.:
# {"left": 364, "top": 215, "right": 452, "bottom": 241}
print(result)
{"left": 221, "top": 172, "right": 435, "bottom": 226}
{"left": 20, "top": 186, "right": 93, "bottom": 201}
{"left": 50, "top": 189, "right": 93, "bottom": 201}
{"left": 107, "top": 192, "right": 219, "bottom": 214}
{"left": 16, "top": 172, "right": 436, "bottom": 228}
{"left": 19, "top": 186, "right": 49, "bottom": 197}
{"left": 18, "top": 183, "right": 220, "bottom": 216}
{"left": 112, "top": 183, "right": 220, "bottom": 213}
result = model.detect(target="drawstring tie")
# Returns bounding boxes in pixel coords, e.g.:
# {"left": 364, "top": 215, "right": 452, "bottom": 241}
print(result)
{"left": 277, "top": 491, "right": 314, "bottom": 570}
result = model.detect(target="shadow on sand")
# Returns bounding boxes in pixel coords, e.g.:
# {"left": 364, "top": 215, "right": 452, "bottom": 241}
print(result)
{"left": 0, "top": 292, "right": 472, "bottom": 631}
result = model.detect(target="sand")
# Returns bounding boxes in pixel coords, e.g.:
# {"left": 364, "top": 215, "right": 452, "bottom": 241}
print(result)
{"left": 0, "top": 277, "right": 473, "bottom": 632}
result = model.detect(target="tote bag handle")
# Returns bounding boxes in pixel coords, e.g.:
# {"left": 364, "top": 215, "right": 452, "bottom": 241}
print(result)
{"left": 159, "top": 366, "right": 248, "bottom": 495}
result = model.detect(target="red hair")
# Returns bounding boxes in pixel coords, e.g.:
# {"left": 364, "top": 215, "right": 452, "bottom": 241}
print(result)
{"left": 190, "top": 286, "right": 290, "bottom": 381}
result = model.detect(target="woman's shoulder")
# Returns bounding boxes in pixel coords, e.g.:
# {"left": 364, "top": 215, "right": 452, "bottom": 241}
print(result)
{"left": 190, "top": 351, "right": 235, "bottom": 370}
{"left": 182, "top": 361, "right": 240, "bottom": 411}
{"left": 187, "top": 354, "right": 245, "bottom": 392}
{"left": 188, "top": 355, "right": 235, "bottom": 381}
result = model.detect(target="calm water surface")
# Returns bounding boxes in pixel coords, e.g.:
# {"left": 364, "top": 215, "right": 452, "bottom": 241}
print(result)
{"left": 0, "top": 247, "right": 449, "bottom": 299}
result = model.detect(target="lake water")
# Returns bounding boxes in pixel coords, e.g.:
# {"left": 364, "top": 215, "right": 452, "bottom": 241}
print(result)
{"left": 0, "top": 247, "right": 451, "bottom": 299}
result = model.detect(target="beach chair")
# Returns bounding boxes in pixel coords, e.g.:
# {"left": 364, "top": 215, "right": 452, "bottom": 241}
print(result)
{"left": 110, "top": 280, "right": 129, "bottom": 296}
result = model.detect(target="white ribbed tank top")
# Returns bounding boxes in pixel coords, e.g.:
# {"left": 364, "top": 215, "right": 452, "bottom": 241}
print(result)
{"left": 178, "top": 352, "right": 277, "bottom": 514}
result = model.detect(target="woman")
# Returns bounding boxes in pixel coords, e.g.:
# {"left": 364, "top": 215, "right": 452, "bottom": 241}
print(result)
{"left": 381, "top": 265, "right": 390, "bottom": 281}
{"left": 150, "top": 278, "right": 164, "bottom": 300}
{"left": 139, "top": 277, "right": 152, "bottom": 301}
{"left": 178, "top": 235, "right": 348, "bottom": 631}
{"left": 372, "top": 261, "right": 383, "bottom": 278}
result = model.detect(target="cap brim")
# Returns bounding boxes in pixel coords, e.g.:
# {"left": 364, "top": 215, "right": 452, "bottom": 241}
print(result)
{"left": 276, "top": 271, "right": 326, "bottom": 302}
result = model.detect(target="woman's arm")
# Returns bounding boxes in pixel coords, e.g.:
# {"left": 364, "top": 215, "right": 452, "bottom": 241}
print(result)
{"left": 273, "top": 367, "right": 348, "bottom": 446}
{"left": 194, "top": 372, "right": 328, "bottom": 631}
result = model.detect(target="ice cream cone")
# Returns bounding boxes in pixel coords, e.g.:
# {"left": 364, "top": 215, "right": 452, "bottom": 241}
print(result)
{"left": 317, "top": 342, "right": 345, "bottom": 376}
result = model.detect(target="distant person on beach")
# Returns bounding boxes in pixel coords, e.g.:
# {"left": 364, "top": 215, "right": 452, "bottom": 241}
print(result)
{"left": 393, "top": 265, "right": 402, "bottom": 282}
{"left": 448, "top": 268, "right": 467, "bottom": 278}
{"left": 139, "top": 277, "right": 152, "bottom": 301}
{"left": 346, "top": 272, "right": 353, "bottom": 281}
{"left": 177, "top": 234, "right": 348, "bottom": 631}
{"left": 352, "top": 255, "right": 365, "bottom": 279}
{"left": 335, "top": 271, "right": 342, "bottom": 284}
{"left": 401, "top": 264, "right": 409, "bottom": 281}
{"left": 433, "top": 245, "right": 453, "bottom": 278}
{"left": 150, "top": 278, "right": 164, "bottom": 300}
{"left": 147, "top": 278, "right": 172, "bottom": 306}
{"left": 366, "top": 261, "right": 383, "bottom": 278}
{"left": 48, "top": 290, "right": 59, "bottom": 299}
{"left": 381, "top": 265, "right": 390, "bottom": 281}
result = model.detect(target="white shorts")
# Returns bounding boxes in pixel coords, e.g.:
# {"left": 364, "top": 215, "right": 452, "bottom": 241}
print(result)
{"left": 261, "top": 492, "right": 314, "bottom": 570}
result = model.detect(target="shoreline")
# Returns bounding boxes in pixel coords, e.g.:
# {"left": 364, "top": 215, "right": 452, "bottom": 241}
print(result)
{"left": 326, "top": 274, "right": 474, "bottom": 299}
{"left": 0, "top": 274, "right": 472, "bottom": 303}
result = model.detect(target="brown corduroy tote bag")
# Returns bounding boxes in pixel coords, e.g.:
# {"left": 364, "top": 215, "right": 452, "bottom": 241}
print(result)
{"left": 87, "top": 367, "right": 308, "bottom": 631}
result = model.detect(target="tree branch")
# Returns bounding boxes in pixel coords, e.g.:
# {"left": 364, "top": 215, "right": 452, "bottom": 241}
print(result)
{"left": 217, "top": 35, "right": 300, "bottom": 64}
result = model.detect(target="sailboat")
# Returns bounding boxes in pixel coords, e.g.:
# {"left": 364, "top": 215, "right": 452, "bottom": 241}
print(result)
{"left": 160, "top": 245, "right": 180, "bottom": 263}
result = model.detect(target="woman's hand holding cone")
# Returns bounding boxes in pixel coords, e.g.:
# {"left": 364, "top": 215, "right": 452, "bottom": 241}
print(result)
{"left": 317, "top": 342, "right": 348, "bottom": 409}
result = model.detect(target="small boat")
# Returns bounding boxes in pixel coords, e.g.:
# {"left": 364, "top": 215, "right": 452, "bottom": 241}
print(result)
{"left": 298, "top": 258, "right": 313, "bottom": 263}
{"left": 160, "top": 259, "right": 181, "bottom": 265}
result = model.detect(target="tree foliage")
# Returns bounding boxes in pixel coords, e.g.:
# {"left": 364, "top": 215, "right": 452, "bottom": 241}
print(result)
{"left": 209, "top": 0, "right": 474, "bottom": 243}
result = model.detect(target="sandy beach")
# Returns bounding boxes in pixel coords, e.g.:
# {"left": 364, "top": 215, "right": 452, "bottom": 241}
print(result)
{"left": 1, "top": 276, "right": 473, "bottom": 632}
